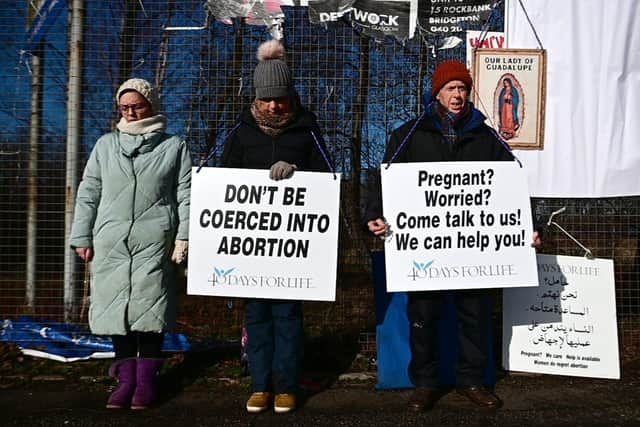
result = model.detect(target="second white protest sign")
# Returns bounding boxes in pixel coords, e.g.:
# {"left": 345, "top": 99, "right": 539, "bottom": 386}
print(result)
{"left": 380, "top": 161, "right": 538, "bottom": 291}
{"left": 187, "top": 167, "right": 340, "bottom": 301}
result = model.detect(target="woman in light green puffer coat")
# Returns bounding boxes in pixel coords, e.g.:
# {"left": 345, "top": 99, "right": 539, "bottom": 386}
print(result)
{"left": 69, "top": 78, "right": 191, "bottom": 410}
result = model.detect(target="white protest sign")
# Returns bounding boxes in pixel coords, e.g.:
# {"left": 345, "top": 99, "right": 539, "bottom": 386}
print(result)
{"left": 502, "top": 254, "right": 620, "bottom": 379}
{"left": 187, "top": 167, "right": 340, "bottom": 301}
{"left": 465, "top": 30, "right": 505, "bottom": 69}
{"left": 380, "top": 161, "right": 538, "bottom": 291}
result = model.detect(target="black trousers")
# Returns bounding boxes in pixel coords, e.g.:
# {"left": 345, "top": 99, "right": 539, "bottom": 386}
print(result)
{"left": 407, "top": 289, "right": 491, "bottom": 388}
{"left": 111, "top": 332, "right": 163, "bottom": 359}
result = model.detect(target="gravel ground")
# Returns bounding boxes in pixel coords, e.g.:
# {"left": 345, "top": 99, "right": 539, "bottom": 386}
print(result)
{"left": 1, "top": 346, "right": 639, "bottom": 427}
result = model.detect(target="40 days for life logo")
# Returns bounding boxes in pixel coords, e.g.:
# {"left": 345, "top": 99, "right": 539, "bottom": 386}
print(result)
{"left": 408, "top": 259, "right": 435, "bottom": 281}
{"left": 407, "top": 260, "right": 517, "bottom": 281}
{"left": 208, "top": 266, "right": 315, "bottom": 290}
{"left": 208, "top": 266, "right": 235, "bottom": 286}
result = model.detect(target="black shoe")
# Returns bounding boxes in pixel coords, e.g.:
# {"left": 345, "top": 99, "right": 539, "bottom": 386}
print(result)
{"left": 457, "top": 386, "right": 503, "bottom": 409}
{"left": 408, "top": 387, "right": 441, "bottom": 412}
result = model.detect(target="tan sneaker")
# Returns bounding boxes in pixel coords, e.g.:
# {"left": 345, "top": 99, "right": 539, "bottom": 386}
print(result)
{"left": 246, "top": 392, "right": 273, "bottom": 413}
{"left": 274, "top": 393, "right": 296, "bottom": 413}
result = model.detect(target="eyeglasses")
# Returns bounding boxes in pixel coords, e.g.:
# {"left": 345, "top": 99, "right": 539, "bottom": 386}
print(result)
{"left": 119, "top": 103, "right": 148, "bottom": 113}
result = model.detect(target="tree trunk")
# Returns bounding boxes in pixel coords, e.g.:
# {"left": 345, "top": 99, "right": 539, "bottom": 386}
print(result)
{"left": 155, "top": 0, "right": 175, "bottom": 96}
{"left": 417, "top": 37, "right": 430, "bottom": 115}
{"left": 341, "top": 34, "right": 371, "bottom": 272}
{"left": 202, "top": 19, "right": 245, "bottom": 165}
{"left": 114, "top": 0, "right": 140, "bottom": 126}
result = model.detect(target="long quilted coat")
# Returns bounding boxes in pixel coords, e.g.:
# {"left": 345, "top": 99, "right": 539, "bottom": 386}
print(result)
{"left": 69, "top": 131, "right": 191, "bottom": 335}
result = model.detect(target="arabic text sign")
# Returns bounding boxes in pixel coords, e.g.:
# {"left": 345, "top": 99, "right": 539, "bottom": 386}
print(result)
{"left": 503, "top": 255, "right": 620, "bottom": 379}
{"left": 381, "top": 161, "right": 537, "bottom": 291}
{"left": 187, "top": 167, "right": 340, "bottom": 301}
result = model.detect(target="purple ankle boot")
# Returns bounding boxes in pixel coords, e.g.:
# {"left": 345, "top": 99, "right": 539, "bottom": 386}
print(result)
{"left": 131, "top": 358, "right": 164, "bottom": 410}
{"left": 106, "top": 358, "right": 136, "bottom": 409}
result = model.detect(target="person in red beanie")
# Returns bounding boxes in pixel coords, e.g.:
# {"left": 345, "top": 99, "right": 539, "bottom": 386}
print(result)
{"left": 364, "top": 60, "right": 542, "bottom": 412}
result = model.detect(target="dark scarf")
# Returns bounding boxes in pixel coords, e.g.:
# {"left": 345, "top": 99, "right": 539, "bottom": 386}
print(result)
{"left": 431, "top": 101, "right": 472, "bottom": 146}
{"left": 250, "top": 99, "right": 298, "bottom": 137}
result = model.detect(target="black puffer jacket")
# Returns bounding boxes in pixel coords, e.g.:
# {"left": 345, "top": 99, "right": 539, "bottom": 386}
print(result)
{"left": 220, "top": 106, "right": 332, "bottom": 173}
{"left": 364, "top": 103, "right": 515, "bottom": 223}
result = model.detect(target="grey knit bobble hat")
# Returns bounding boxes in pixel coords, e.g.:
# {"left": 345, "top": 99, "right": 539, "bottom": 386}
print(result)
{"left": 253, "top": 40, "right": 292, "bottom": 99}
{"left": 116, "top": 78, "right": 161, "bottom": 114}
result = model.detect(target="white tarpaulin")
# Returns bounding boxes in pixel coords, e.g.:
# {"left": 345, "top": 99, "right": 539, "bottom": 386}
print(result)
{"left": 506, "top": 0, "right": 640, "bottom": 197}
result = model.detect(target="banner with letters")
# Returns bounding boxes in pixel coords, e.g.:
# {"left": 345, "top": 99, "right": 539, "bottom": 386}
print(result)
{"left": 465, "top": 30, "right": 505, "bottom": 69}
{"left": 349, "top": 0, "right": 417, "bottom": 41}
{"left": 187, "top": 167, "right": 340, "bottom": 301}
{"left": 309, "top": 0, "right": 417, "bottom": 41}
{"left": 502, "top": 255, "right": 620, "bottom": 379}
{"left": 210, "top": 0, "right": 501, "bottom": 43}
{"left": 419, "top": 0, "right": 501, "bottom": 36}
{"left": 308, "top": 0, "right": 355, "bottom": 24}
{"left": 380, "top": 161, "right": 538, "bottom": 291}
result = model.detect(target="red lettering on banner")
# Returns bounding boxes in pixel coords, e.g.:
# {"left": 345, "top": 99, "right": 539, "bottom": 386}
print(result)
{"left": 469, "top": 35, "right": 505, "bottom": 49}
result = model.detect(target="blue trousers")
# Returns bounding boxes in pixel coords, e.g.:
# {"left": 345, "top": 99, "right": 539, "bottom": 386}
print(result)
{"left": 245, "top": 299, "right": 303, "bottom": 394}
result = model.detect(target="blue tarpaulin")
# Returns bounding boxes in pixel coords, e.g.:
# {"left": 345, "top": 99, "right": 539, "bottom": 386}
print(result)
{"left": 372, "top": 251, "right": 496, "bottom": 389}
{"left": 26, "top": 0, "right": 67, "bottom": 52}
{"left": 0, "top": 316, "right": 192, "bottom": 362}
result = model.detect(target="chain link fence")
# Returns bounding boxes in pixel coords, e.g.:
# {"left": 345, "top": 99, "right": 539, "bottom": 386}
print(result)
{"left": 1, "top": 2, "right": 638, "bottom": 361}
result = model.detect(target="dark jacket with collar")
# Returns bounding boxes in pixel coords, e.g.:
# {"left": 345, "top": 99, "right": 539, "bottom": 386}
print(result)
{"left": 364, "top": 101, "right": 515, "bottom": 223}
{"left": 220, "top": 106, "right": 332, "bottom": 173}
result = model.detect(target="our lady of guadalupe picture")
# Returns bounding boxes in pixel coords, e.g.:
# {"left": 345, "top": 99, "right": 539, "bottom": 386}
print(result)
{"left": 473, "top": 49, "right": 547, "bottom": 150}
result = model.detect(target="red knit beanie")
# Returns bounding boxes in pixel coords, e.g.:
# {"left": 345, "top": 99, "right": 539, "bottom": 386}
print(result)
{"left": 431, "top": 60, "right": 473, "bottom": 97}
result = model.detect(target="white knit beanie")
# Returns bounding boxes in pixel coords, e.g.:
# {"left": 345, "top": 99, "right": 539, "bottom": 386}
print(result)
{"left": 116, "top": 78, "right": 161, "bottom": 114}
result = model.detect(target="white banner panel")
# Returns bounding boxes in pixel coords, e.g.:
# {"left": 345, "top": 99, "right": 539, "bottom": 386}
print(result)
{"left": 503, "top": 255, "right": 620, "bottom": 379}
{"left": 506, "top": 0, "right": 640, "bottom": 197}
{"left": 187, "top": 167, "right": 340, "bottom": 301}
{"left": 380, "top": 161, "right": 538, "bottom": 291}
{"left": 465, "top": 30, "right": 506, "bottom": 70}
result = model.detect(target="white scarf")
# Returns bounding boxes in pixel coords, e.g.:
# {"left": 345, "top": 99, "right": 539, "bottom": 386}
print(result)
{"left": 116, "top": 114, "right": 167, "bottom": 135}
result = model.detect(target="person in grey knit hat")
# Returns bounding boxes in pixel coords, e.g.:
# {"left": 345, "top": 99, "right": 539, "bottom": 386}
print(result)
{"left": 253, "top": 40, "right": 293, "bottom": 100}
{"left": 249, "top": 39, "right": 302, "bottom": 181}
{"left": 220, "top": 39, "right": 334, "bottom": 415}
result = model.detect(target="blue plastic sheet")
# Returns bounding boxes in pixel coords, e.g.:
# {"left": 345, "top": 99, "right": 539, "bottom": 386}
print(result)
{"left": 372, "top": 251, "right": 496, "bottom": 390}
{"left": 375, "top": 292, "right": 413, "bottom": 389}
{"left": 0, "top": 316, "right": 191, "bottom": 362}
